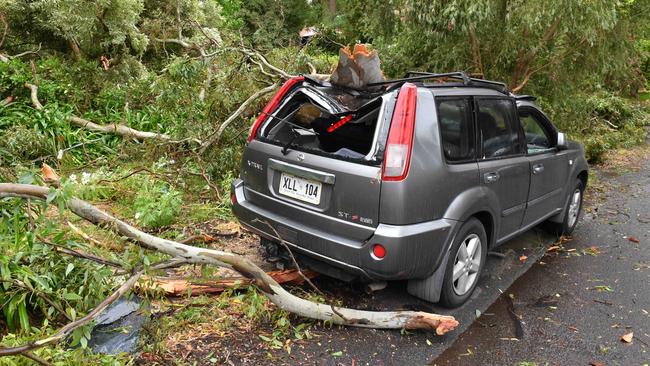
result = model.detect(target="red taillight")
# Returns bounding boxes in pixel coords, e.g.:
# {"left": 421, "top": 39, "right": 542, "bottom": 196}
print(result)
{"left": 372, "top": 244, "right": 386, "bottom": 259}
{"left": 382, "top": 83, "right": 417, "bottom": 181}
{"left": 247, "top": 76, "right": 305, "bottom": 143}
{"left": 327, "top": 114, "right": 353, "bottom": 133}
{"left": 231, "top": 192, "right": 236, "bottom": 205}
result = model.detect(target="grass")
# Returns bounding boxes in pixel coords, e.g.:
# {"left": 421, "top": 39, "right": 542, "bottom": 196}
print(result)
{"left": 639, "top": 91, "right": 650, "bottom": 101}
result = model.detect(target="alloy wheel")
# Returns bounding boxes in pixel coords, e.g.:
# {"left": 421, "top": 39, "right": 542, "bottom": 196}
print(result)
{"left": 452, "top": 233, "right": 482, "bottom": 296}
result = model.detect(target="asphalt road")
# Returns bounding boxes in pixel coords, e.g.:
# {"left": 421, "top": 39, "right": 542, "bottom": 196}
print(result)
{"left": 187, "top": 144, "right": 650, "bottom": 365}
{"left": 434, "top": 149, "right": 650, "bottom": 365}
{"left": 286, "top": 144, "right": 650, "bottom": 366}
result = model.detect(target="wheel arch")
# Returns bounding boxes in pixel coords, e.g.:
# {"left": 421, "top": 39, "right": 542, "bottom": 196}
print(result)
{"left": 470, "top": 211, "right": 495, "bottom": 248}
{"left": 577, "top": 170, "right": 588, "bottom": 188}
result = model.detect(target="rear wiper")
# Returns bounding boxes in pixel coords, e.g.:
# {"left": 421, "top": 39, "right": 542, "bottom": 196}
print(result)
{"left": 282, "top": 129, "right": 299, "bottom": 155}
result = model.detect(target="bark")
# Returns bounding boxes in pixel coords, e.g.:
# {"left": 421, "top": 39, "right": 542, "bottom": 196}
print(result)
{"left": 0, "top": 44, "right": 41, "bottom": 63}
{"left": 468, "top": 26, "right": 484, "bottom": 78}
{"left": 330, "top": 44, "right": 385, "bottom": 89}
{"left": 328, "top": 0, "right": 337, "bottom": 18}
{"left": 69, "top": 116, "right": 171, "bottom": 141}
{"left": 25, "top": 83, "right": 171, "bottom": 141}
{"left": 142, "top": 269, "right": 318, "bottom": 296}
{"left": 68, "top": 40, "right": 82, "bottom": 61}
{"left": 0, "top": 183, "right": 459, "bottom": 334}
{"left": 509, "top": 17, "right": 562, "bottom": 92}
{"left": 0, "top": 11, "right": 7, "bottom": 49}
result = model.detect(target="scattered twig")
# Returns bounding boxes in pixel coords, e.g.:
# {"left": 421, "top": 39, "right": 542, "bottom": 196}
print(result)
{"left": 593, "top": 299, "right": 613, "bottom": 306}
{"left": 22, "top": 351, "right": 53, "bottom": 366}
{"left": 66, "top": 221, "right": 104, "bottom": 247}
{"left": 195, "top": 155, "right": 221, "bottom": 200}
{"left": 252, "top": 218, "right": 323, "bottom": 295}
{"left": 95, "top": 167, "right": 169, "bottom": 185}
{"left": 37, "top": 235, "right": 124, "bottom": 270}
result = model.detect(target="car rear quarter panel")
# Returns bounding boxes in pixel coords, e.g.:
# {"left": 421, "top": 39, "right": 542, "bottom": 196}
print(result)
{"left": 379, "top": 89, "right": 480, "bottom": 225}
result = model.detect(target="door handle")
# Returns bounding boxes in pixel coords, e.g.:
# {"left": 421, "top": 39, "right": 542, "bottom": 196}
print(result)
{"left": 484, "top": 172, "right": 500, "bottom": 184}
{"left": 532, "top": 164, "right": 545, "bottom": 174}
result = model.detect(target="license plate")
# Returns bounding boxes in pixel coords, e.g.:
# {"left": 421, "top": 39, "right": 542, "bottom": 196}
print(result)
{"left": 278, "top": 173, "right": 322, "bottom": 205}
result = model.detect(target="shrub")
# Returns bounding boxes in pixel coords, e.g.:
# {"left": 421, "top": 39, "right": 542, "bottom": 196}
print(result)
{"left": 133, "top": 178, "right": 183, "bottom": 228}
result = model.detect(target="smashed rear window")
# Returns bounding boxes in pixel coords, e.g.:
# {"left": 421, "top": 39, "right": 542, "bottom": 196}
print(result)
{"left": 259, "top": 85, "right": 384, "bottom": 161}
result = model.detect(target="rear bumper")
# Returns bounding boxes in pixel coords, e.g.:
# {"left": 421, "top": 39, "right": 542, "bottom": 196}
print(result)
{"left": 232, "top": 178, "right": 457, "bottom": 281}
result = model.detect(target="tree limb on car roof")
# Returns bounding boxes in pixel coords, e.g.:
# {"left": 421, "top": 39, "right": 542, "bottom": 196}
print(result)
{"left": 0, "top": 183, "right": 459, "bottom": 335}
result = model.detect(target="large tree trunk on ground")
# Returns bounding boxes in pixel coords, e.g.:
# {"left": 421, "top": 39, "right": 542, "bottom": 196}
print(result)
{"left": 0, "top": 183, "right": 459, "bottom": 334}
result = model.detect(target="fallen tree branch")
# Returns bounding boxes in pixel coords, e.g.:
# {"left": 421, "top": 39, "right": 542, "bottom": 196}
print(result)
{"left": 38, "top": 235, "right": 124, "bottom": 269}
{"left": 25, "top": 83, "right": 172, "bottom": 141}
{"left": 141, "top": 269, "right": 318, "bottom": 296}
{"left": 68, "top": 116, "right": 171, "bottom": 140}
{"left": 253, "top": 218, "right": 323, "bottom": 295}
{"left": 0, "top": 183, "right": 459, "bottom": 334}
{"left": 25, "top": 82, "right": 43, "bottom": 110}
{"left": 0, "top": 269, "right": 143, "bottom": 356}
{"left": 198, "top": 82, "right": 278, "bottom": 154}
{"left": 1, "top": 44, "right": 41, "bottom": 63}
{"left": 240, "top": 49, "right": 294, "bottom": 80}
{"left": 22, "top": 351, "right": 52, "bottom": 366}
{"left": 66, "top": 221, "right": 104, "bottom": 247}
{"left": 195, "top": 155, "right": 222, "bottom": 200}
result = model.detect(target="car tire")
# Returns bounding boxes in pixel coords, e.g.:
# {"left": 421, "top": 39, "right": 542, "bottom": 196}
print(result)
{"left": 548, "top": 179, "right": 584, "bottom": 236}
{"left": 439, "top": 218, "right": 488, "bottom": 308}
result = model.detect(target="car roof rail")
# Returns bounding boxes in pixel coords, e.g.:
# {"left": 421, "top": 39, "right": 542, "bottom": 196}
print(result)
{"left": 368, "top": 71, "right": 510, "bottom": 94}
{"left": 513, "top": 94, "right": 537, "bottom": 101}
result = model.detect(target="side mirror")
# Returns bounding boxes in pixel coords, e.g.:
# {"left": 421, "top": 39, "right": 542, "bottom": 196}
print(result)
{"left": 557, "top": 132, "right": 568, "bottom": 150}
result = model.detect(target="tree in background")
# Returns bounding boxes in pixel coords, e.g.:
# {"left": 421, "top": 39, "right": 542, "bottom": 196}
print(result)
{"left": 333, "top": 0, "right": 647, "bottom": 94}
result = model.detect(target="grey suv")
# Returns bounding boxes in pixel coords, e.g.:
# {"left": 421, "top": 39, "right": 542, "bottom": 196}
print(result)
{"left": 231, "top": 72, "right": 588, "bottom": 307}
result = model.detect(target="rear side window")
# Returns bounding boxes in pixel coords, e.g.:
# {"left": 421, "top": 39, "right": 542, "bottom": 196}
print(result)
{"left": 476, "top": 98, "right": 522, "bottom": 159}
{"left": 436, "top": 98, "right": 475, "bottom": 162}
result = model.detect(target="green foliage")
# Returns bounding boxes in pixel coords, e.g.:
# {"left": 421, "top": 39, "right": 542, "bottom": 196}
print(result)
{"left": 538, "top": 90, "right": 649, "bottom": 162}
{"left": 133, "top": 178, "right": 182, "bottom": 228}
{"left": 0, "top": 1, "right": 648, "bottom": 362}
{"left": 0, "top": 332, "right": 133, "bottom": 366}
{"left": 0, "top": 197, "right": 115, "bottom": 333}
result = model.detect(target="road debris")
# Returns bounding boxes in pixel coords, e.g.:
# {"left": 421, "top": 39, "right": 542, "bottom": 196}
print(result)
{"left": 621, "top": 332, "right": 634, "bottom": 343}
